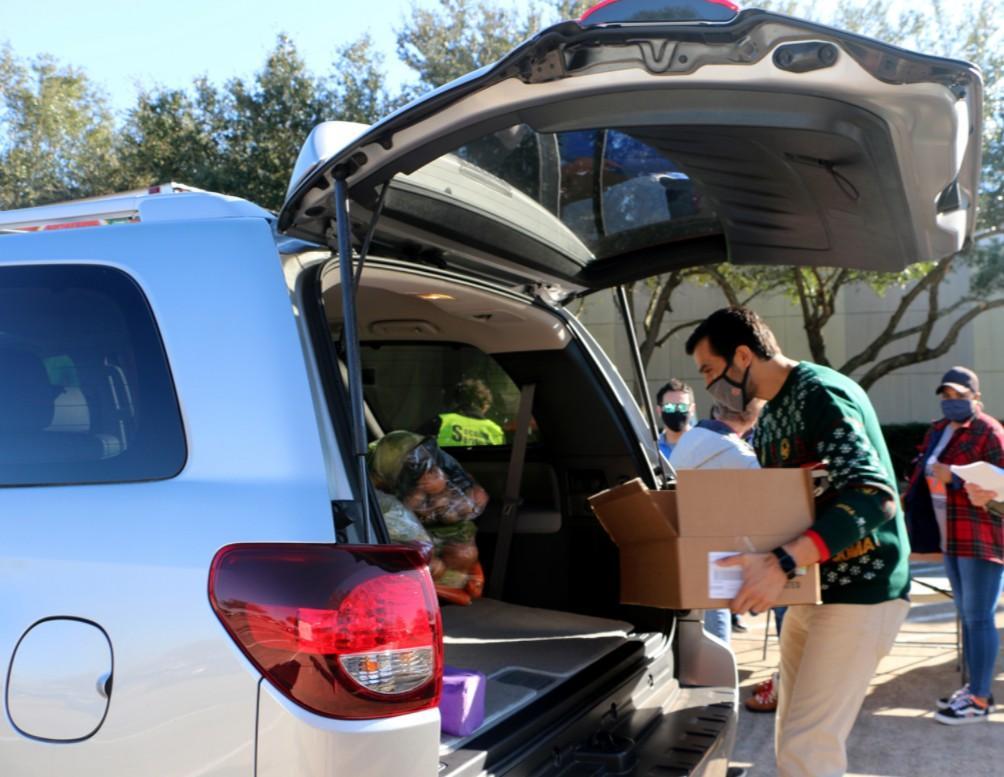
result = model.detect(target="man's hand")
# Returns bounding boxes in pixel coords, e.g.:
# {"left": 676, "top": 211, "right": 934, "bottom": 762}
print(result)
{"left": 965, "top": 482, "right": 1000, "bottom": 508}
{"left": 717, "top": 552, "right": 788, "bottom": 615}
{"left": 931, "top": 462, "right": 954, "bottom": 485}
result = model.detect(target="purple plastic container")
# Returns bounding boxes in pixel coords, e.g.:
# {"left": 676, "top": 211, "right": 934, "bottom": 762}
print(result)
{"left": 439, "top": 666, "right": 486, "bottom": 737}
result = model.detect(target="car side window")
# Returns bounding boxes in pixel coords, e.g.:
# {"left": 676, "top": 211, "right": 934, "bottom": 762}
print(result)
{"left": 359, "top": 343, "right": 539, "bottom": 448}
{"left": 0, "top": 264, "right": 186, "bottom": 486}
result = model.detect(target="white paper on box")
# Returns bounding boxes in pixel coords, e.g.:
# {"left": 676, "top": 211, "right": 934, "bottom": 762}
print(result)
{"left": 708, "top": 552, "right": 743, "bottom": 599}
{"left": 950, "top": 461, "right": 1004, "bottom": 496}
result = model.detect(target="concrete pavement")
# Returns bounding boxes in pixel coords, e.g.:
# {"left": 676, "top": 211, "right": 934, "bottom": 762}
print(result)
{"left": 727, "top": 565, "right": 1004, "bottom": 776}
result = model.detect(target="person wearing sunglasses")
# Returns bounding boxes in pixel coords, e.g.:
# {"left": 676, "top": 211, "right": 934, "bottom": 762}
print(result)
{"left": 655, "top": 378, "right": 696, "bottom": 461}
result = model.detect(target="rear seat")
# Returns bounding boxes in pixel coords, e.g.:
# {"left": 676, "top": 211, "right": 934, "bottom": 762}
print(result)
{"left": 0, "top": 341, "right": 122, "bottom": 465}
{"left": 459, "top": 460, "right": 561, "bottom": 535}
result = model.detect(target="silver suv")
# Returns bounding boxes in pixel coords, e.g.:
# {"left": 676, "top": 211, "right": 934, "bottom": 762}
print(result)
{"left": 0, "top": 4, "right": 980, "bottom": 776}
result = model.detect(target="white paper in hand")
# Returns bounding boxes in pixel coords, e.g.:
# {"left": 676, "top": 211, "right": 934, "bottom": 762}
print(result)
{"left": 708, "top": 552, "right": 743, "bottom": 599}
{"left": 949, "top": 462, "right": 1004, "bottom": 496}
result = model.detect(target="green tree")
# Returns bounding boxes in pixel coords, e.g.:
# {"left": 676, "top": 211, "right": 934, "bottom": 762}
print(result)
{"left": 0, "top": 44, "right": 122, "bottom": 208}
{"left": 120, "top": 34, "right": 395, "bottom": 211}
{"left": 214, "top": 34, "right": 329, "bottom": 209}
{"left": 396, "top": 0, "right": 545, "bottom": 89}
{"left": 328, "top": 34, "right": 396, "bottom": 123}
{"left": 118, "top": 79, "right": 227, "bottom": 193}
{"left": 552, "top": 1, "right": 592, "bottom": 19}
{"left": 395, "top": 0, "right": 590, "bottom": 90}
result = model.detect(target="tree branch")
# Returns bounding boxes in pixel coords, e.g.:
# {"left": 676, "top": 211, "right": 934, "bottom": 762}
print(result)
{"left": 810, "top": 267, "right": 827, "bottom": 307}
{"left": 828, "top": 268, "right": 850, "bottom": 298}
{"left": 867, "top": 298, "right": 969, "bottom": 347}
{"left": 643, "top": 272, "right": 681, "bottom": 333}
{"left": 705, "top": 266, "right": 741, "bottom": 307}
{"left": 857, "top": 298, "right": 1004, "bottom": 390}
{"left": 793, "top": 268, "right": 813, "bottom": 323}
{"left": 740, "top": 279, "right": 787, "bottom": 307}
{"left": 639, "top": 272, "right": 685, "bottom": 366}
{"left": 839, "top": 257, "right": 952, "bottom": 375}
{"left": 917, "top": 265, "right": 944, "bottom": 352}
{"left": 793, "top": 268, "right": 830, "bottom": 365}
{"left": 654, "top": 317, "right": 706, "bottom": 350}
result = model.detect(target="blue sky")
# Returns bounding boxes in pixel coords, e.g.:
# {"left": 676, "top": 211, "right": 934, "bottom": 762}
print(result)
{"left": 1, "top": 0, "right": 533, "bottom": 114}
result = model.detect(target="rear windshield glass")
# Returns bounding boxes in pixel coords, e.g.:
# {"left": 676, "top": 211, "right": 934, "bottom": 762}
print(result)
{"left": 360, "top": 343, "right": 540, "bottom": 448}
{"left": 390, "top": 124, "right": 719, "bottom": 267}
{"left": 0, "top": 264, "right": 186, "bottom": 486}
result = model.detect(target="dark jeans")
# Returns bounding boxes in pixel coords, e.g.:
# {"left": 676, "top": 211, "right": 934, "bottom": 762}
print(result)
{"left": 773, "top": 606, "right": 787, "bottom": 636}
{"left": 944, "top": 554, "right": 1004, "bottom": 698}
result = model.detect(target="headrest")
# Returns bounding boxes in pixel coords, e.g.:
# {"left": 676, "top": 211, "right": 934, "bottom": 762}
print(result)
{"left": 0, "top": 340, "right": 59, "bottom": 433}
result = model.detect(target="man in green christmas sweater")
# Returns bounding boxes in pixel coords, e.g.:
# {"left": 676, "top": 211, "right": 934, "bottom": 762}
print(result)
{"left": 685, "top": 307, "right": 910, "bottom": 777}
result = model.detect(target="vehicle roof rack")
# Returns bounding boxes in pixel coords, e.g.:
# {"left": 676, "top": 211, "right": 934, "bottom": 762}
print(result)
{"left": 0, "top": 183, "right": 272, "bottom": 234}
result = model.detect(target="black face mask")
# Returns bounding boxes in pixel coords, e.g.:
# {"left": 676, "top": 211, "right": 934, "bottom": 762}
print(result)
{"left": 661, "top": 411, "right": 689, "bottom": 432}
{"left": 707, "top": 361, "right": 751, "bottom": 413}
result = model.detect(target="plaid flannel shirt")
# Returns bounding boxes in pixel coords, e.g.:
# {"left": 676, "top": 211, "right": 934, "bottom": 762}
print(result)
{"left": 914, "top": 412, "right": 1004, "bottom": 563}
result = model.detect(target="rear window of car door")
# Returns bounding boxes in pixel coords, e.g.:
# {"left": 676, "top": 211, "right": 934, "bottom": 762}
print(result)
{"left": 0, "top": 264, "right": 186, "bottom": 486}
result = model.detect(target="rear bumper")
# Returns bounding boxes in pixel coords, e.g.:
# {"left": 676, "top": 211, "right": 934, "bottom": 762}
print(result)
{"left": 254, "top": 621, "right": 738, "bottom": 777}
{"left": 474, "top": 678, "right": 738, "bottom": 776}
{"left": 255, "top": 680, "right": 442, "bottom": 777}
{"left": 443, "top": 627, "right": 738, "bottom": 776}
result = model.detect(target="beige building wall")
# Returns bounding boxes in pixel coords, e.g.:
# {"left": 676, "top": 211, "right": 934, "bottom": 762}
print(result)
{"left": 576, "top": 270, "right": 1004, "bottom": 425}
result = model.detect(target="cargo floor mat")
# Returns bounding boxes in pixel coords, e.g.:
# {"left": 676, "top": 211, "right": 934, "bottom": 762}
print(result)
{"left": 439, "top": 599, "right": 635, "bottom": 752}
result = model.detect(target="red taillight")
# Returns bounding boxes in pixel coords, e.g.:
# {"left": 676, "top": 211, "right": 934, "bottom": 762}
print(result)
{"left": 209, "top": 544, "right": 442, "bottom": 720}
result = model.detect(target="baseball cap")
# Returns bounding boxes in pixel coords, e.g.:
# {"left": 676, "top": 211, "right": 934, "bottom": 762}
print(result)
{"left": 936, "top": 366, "right": 979, "bottom": 395}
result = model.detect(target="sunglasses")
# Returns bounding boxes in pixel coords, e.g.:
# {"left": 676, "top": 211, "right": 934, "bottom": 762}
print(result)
{"left": 661, "top": 402, "right": 690, "bottom": 414}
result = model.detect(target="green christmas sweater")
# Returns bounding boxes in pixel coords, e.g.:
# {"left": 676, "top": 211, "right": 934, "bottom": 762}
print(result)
{"left": 755, "top": 362, "right": 910, "bottom": 604}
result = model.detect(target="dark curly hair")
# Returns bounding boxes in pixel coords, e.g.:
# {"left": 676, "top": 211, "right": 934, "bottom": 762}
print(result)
{"left": 685, "top": 307, "right": 780, "bottom": 362}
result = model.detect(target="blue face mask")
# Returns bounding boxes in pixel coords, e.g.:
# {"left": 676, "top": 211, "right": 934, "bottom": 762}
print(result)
{"left": 941, "top": 398, "right": 975, "bottom": 422}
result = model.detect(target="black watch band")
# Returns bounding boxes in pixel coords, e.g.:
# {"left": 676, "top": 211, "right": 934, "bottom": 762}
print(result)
{"left": 772, "top": 546, "right": 798, "bottom": 580}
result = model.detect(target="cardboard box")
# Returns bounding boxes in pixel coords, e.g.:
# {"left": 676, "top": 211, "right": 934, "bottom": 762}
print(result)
{"left": 588, "top": 469, "right": 821, "bottom": 610}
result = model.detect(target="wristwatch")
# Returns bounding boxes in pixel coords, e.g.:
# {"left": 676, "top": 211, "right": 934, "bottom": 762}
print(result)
{"left": 771, "top": 546, "right": 798, "bottom": 580}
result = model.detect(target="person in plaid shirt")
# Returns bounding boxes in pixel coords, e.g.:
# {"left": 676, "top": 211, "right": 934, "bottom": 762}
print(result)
{"left": 905, "top": 366, "right": 1004, "bottom": 724}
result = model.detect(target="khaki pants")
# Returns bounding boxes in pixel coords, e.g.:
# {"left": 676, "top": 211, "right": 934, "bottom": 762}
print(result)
{"left": 775, "top": 598, "right": 909, "bottom": 777}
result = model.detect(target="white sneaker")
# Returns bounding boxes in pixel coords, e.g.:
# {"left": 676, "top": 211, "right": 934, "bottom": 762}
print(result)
{"left": 936, "top": 685, "right": 994, "bottom": 711}
{"left": 934, "top": 693, "right": 992, "bottom": 725}
{"left": 936, "top": 684, "right": 969, "bottom": 710}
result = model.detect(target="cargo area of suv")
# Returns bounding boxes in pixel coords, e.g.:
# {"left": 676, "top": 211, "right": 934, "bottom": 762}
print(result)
{"left": 297, "top": 254, "right": 741, "bottom": 773}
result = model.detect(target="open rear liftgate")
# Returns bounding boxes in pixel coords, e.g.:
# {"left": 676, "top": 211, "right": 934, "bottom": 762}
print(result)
{"left": 328, "top": 176, "right": 739, "bottom": 777}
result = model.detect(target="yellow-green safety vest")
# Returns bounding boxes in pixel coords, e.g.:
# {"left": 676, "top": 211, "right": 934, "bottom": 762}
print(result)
{"left": 437, "top": 412, "right": 505, "bottom": 447}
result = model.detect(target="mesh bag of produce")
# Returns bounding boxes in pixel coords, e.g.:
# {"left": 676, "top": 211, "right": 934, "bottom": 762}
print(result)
{"left": 368, "top": 432, "right": 489, "bottom": 525}
{"left": 368, "top": 432, "right": 489, "bottom": 605}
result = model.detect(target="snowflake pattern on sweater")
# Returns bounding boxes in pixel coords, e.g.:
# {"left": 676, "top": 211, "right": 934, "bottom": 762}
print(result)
{"left": 755, "top": 363, "right": 911, "bottom": 604}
